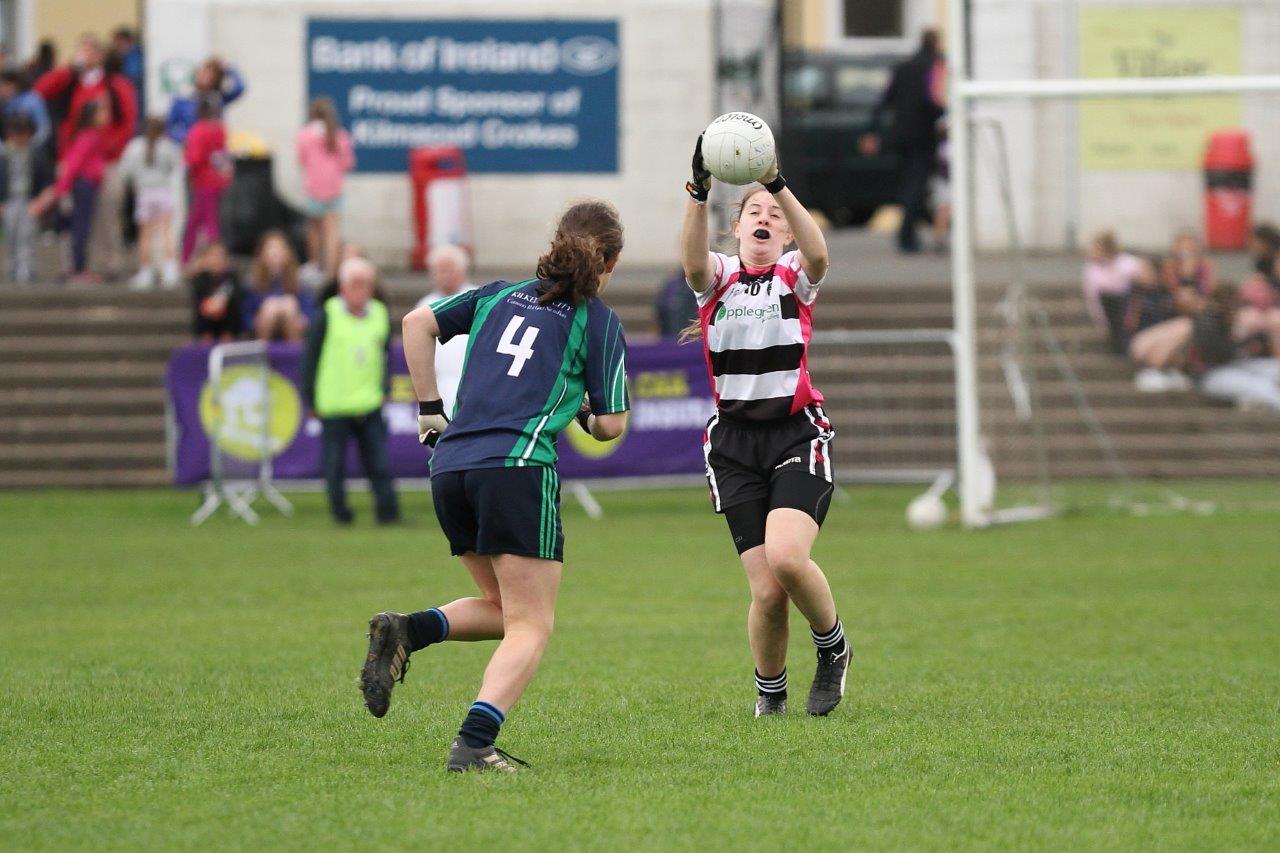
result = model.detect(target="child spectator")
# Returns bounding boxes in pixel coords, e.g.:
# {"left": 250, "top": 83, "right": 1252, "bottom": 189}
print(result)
{"left": 1161, "top": 229, "right": 1216, "bottom": 295}
{"left": 1125, "top": 255, "right": 1193, "bottom": 393}
{"left": 166, "top": 58, "right": 245, "bottom": 144}
{"left": 181, "top": 96, "right": 232, "bottom": 263}
{"left": 296, "top": 97, "right": 355, "bottom": 278}
{"left": 0, "top": 114, "right": 53, "bottom": 283}
{"left": 1082, "top": 230, "right": 1143, "bottom": 333}
{"left": 0, "top": 69, "right": 51, "bottom": 149}
{"left": 242, "top": 230, "right": 315, "bottom": 342}
{"left": 27, "top": 99, "right": 107, "bottom": 284}
{"left": 190, "top": 242, "right": 242, "bottom": 342}
{"left": 1248, "top": 223, "right": 1280, "bottom": 283}
{"left": 118, "top": 117, "right": 183, "bottom": 289}
{"left": 301, "top": 256, "right": 400, "bottom": 525}
{"left": 1193, "top": 285, "right": 1280, "bottom": 411}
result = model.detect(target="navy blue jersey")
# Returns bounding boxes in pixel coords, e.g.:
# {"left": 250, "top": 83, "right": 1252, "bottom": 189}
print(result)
{"left": 428, "top": 279, "right": 630, "bottom": 475}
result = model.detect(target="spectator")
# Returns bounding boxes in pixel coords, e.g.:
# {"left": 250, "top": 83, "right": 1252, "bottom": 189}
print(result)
{"left": 1193, "top": 285, "right": 1280, "bottom": 411}
{"left": 1125, "top": 254, "right": 1193, "bottom": 393}
{"left": 1161, "top": 229, "right": 1216, "bottom": 295}
{"left": 655, "top": 266, "right": 697, "bottom": 339}
{"left": 35, "top": 32, "right": 138, "bottom": 280}
{"left": 0, "top": 114, "right": 54, "bottom": 283}
{"left": 296, "top": 97, "right": 355, "bottom": 278}
{"left": 301, "top": 256, "right": 400, "bottom": 526}
{"left": 1082, "top": 230, "right": 1144, "bottom": 352}
{"left": 26, "top": 41, "right": 56, "bottom": 83}
{"left": 1248, "top": 222, "right": 1280, "bottom": 282}
{"left": 189, "top": 242, "right": 242, "bottom": 342}
{"left": 413, "top": 243, "right": 476, "bottom": 414}
{"left": 859, "top": 29, "right": 946, "bottom": 254}
{"left": 0, "top": 69, "right": 51, "bottom": 148}
{"left": 27, "top": 99, "right": 108, "bottom": 284}
{"left": 1232, "top": 268, "right": 1280, "bottom": 359}
{"left": 242, "top": 229, "right": 315, "bottom": 341}
{"left": 166, "top": 58, "right": 244, "bottom": 145}
{"left": 118, "top": 116, "right": 183, "bottom": 289}
{"left": 110, "top": 27, "right": 145, "bottom": 132}
{"left": 317, "top": 241, "right": 388, "bottom": 303}
{"left": 181, "top": 95, "right": 231, "bottom": 263}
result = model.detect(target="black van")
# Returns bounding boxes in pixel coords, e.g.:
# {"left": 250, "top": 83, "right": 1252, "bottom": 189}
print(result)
{"left": 777, "top": 50, "right": 903, "bottom": 227}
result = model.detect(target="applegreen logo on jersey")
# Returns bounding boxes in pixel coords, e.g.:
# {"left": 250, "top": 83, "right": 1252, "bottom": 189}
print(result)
{"left": 198, "top": 367, "right": 303, "bottom": 462}
{"left": 715, "top": 303, "right": 781, "bottom": 323}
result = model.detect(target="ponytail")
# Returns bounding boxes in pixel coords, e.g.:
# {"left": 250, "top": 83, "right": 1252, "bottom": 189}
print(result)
{"left": 536, "top": 200, "right": 624, "bottom": 305}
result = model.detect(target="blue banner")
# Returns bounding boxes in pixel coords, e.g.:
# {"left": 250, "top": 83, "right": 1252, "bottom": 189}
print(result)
{"left": 306, "top": 18, "right": 619, "bottom": 173}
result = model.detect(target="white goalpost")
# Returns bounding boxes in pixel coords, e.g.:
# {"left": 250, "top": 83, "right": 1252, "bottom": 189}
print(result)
{"left": 944, "top": 4, "right": 1280, "bottom": 528}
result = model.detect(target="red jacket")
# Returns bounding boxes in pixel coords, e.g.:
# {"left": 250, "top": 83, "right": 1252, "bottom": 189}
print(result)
{"left": 34, "top": 66, "right": 138, "bottom": 162}
{"left": 53, "top": 128, "right": 107, "bottom": 196}
{"left": 185, "top": 119, "right": 232, "bottom": 190}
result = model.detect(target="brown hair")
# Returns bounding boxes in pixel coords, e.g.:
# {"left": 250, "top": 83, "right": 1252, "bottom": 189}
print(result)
{"left": 535, "top": 200, "right": 624, "bottom": 305}
{"left": 143, "top": 116, "right": 165, "bottom": 166}
{"left": 1091, "top": 229, "right": 1118, "bottom": 259}
{"left": 249, "top": 230, "right": 299, "bottom": 295}
{"left": 309, "top": 97, "right": 339, "bottom": 154}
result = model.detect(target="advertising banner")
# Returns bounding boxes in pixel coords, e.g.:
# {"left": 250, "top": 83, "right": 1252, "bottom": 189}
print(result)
{"left": 1080, "top": 7, "right": 1241, "bottom": 170}
{"left": 306, "top": 18, "right": 619, "bottom": 173}
{"left": 166, "top": 341, "right": 712, "bottom": 486}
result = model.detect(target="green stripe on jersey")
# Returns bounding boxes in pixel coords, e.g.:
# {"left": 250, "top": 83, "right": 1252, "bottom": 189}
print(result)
{"left": 507, "top": 302, "right": 590, "bottom": 467}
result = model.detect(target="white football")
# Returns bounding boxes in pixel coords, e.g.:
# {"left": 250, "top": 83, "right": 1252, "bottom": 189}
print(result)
{"left": 906, "top": 494, "right": 948, "bottom": 530}
{"left": 701, "top": 112, "right": 776, "bottom": 185}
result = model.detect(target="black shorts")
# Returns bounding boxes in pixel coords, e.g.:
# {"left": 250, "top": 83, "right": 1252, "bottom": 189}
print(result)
{"left": 431, "top": 466, "right": 564, "bottom": 562}
{"left": 703, "top": 404, "right": 835, "bottom": 554}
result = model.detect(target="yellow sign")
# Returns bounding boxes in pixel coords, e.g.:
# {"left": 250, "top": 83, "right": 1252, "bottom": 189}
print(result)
{"left": 1080, "top": 7, "right": 1241, "bottom": 170}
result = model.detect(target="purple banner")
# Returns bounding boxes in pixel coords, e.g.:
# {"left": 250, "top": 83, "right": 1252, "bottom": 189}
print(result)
{"left": 165, "top": 341, "right": 713, "bottom": 485}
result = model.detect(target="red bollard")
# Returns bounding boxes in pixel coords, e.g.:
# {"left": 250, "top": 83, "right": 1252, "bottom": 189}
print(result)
{"left": 1203, "top": 130, "right": 1253, "bottom": 251}
{"left": 408, "top": 146, "right": 471, "bottom": 270}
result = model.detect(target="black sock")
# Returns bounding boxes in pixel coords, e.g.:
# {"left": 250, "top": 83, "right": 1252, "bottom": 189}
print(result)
{"left": 458, "top": 701, "right": 504, "bottom": 749}
{"left": 811, "top": 616, "right": 847, "bottom": 655}
{"left": 406, "top": 608, "right": 449, "bottom": 652}
{"left": 755, "top": 668, "right": 787, "bottom": 698}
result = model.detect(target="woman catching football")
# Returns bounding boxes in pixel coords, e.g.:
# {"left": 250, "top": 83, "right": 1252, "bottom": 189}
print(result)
{"left": 360, "top": 200, "right": 631, "bottom": 772}
{"left": 681, "top": 136, "right": 849, "bottom": 717}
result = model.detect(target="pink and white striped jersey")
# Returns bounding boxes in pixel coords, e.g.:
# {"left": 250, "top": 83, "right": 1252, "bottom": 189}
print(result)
{"left": 691, "top": 250, "right": 825, "bottom": 421}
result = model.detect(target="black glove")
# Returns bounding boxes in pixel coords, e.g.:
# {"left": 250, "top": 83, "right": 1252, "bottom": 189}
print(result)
{"left": 685, "top": 134, "right": 711, "bottom": 204}
{"left": 417, "top": 400, "right": 449, "bottom": 447}
{"left": 575, "top": 401, "right": 594, "bottom": 434}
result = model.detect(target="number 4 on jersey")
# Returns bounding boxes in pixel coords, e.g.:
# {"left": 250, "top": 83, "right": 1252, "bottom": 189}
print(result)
{"left": 497, "top": 316, "right": 540, "bottom": 377}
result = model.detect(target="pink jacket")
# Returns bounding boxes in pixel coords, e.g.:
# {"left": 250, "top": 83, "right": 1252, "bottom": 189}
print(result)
{"left": 296, "top": 121, "right": 355, "bottom": 202}
{"left": 1082, "top": 253, "right": 1142, "bottom": 326}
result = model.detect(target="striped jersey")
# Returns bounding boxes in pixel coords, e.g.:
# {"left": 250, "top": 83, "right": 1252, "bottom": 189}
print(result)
{"left": 428, "top": 279, "right": 629, "bottom": 476}
{"left": 691, "top": 250, "right": 824, "bottom": 421}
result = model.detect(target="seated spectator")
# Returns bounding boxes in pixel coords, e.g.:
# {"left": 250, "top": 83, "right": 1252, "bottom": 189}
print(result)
{"left": 1161, "top": 229, "right": 1216, "bottom": 295}
{"left": 0, "top": 113, "right": 53, "bottom": 284}
{"left": 190, "top": 242, "right": 242, "bottom": 343}
{"left": 242, "top": 230, "right": 315, "bottom": 342}
{"left": 1192, "top": 285, "right": 1280, "bottom": 412}
{"left": 0, "top": 69, "right": 51, "bottom": 149}
{"left": 1126, "top": 255, "right": 1193, "bottom": 393}
{"left": 1081, "top": 230, "right": 1142, "bottom": 340}
{"left": 1248, "top": 222, "right": 1280, "bottom": 283}
{"left": 166, "top": 57, "right": 245, "bottom": 144}
{"left": 1232, "top": 269, "right": 1280, "bottom": 359}
{"left": 301, "top": 256, "right": 400, "bottom": 525}
{"left": 118, "top": 116, "right": 182, "bottom": 289}
{"left": 655, "top": 266, "right": 698, "bottom": 339}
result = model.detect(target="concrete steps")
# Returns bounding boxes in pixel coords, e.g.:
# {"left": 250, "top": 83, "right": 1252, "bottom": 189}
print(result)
{"left": 2, "top": 279, "right": 1277, "bottom": 489}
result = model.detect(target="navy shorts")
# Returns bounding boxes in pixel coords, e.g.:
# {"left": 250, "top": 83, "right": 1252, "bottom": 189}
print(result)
{"left": 431, "top": 466, "right": 564, "bottom": 562}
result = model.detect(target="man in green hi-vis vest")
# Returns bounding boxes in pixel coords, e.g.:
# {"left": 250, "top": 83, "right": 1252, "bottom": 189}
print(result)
{"left": 302, "top": 257, "right": 400, "bottom": 525}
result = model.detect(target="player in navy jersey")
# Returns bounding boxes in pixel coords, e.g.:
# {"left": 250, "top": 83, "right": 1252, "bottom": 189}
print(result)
{"left": 359, "top": 201, "right": 630, "bottom": 772}
{"left": 681, "top": 137, "right": 850, "bottom": 718}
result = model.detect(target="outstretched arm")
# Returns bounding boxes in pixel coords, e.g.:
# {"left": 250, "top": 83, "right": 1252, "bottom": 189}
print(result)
{"left": 680, "top": 135, "right": 716, "bottom": 292}
{"left": 762, "top": 162, "right": 829, "bottom": 283}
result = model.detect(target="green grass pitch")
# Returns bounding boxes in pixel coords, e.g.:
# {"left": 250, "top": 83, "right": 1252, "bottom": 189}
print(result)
{"left": 1, "top": 486, "right": 1276, "bottom": 849}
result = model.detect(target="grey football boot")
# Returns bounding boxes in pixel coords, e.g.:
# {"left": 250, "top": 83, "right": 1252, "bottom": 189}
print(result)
{"left": 360, "top": 612, "right": 412, "bottom": 718}
{"left": 754, "top": 694, "right": 788, "bottom": 717}
{"left": 446, "top": 737, "right": 528, "bottom": 773}
{"left": 806, "top": 642, "right": 850, "bottom": 716}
